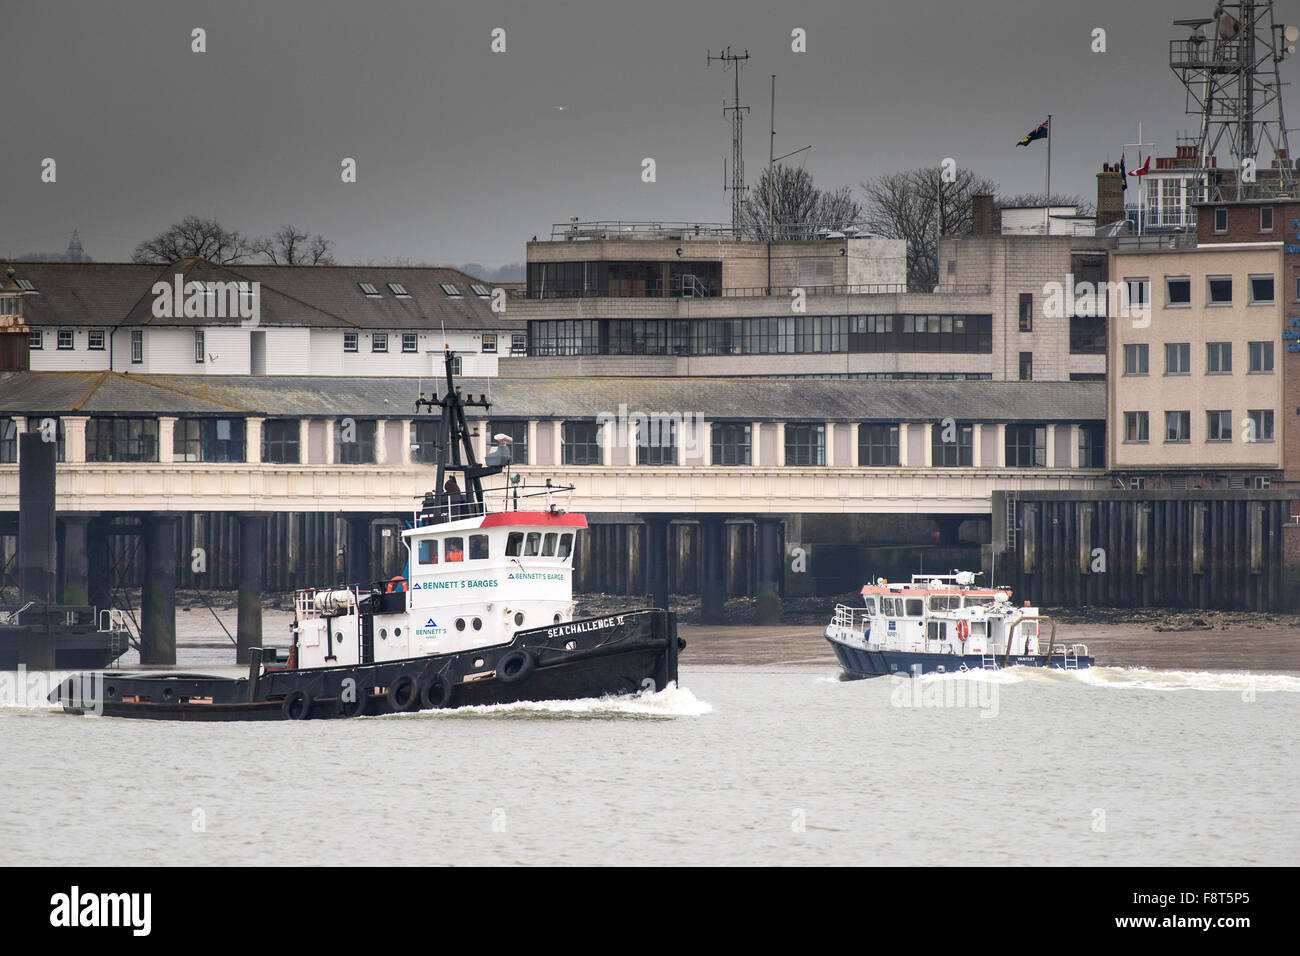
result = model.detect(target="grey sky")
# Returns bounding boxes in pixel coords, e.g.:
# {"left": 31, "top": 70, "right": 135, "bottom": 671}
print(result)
{"left": 3, "top": 0, "right": 1295, "bottom": 268}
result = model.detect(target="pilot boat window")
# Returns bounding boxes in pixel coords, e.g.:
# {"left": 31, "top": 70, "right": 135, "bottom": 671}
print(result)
{"left": 880, "top": 597, "right": 896, "bottom": 616}
{"left": 927, "top": 621, "right": 943, "bottom": 640}
{"left": 506, "top": 532, "right": 523, "bottom": 556}
{"left": 929, "top": 595, "right": 961, "bottom": 611}
{"left": 558, "top": 533, "right": 574, "bottom": 559}
{"left": 418, "top": 539, "right": 438, "bottom": 565}
{"left": 542, "top": 532, "right": 558, "bottom": 556}
{"left": 904, "top": 598, "right": 924, "bottom": 617}
{"left": 524, "top": 532, "right": 542, "bottom": 556}
{"left": 861, "top": 597, "right": 876, "bottom": 614}
{"left": 964, "top": 596, "right": 994, "bottom": 607}
{"left": 445, "top": 537, "right": 465, "bottom": 562}
{"left": 469, "top": 534, "right": 489, "bottom": 560}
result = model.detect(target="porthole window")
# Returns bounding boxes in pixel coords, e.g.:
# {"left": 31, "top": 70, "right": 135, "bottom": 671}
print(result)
{"left": 455, "top": 618, "right": 466, "bottom": 631}
{"left": 334, "top": 632, "right": 343, "bottom": 643}
{"left": 514, "top": 612, "right": 525, "bottom": 626}
{"left": 394, "top": 627, "right": 401, "bottom": 637}
{"left": 553, "top": 613, "right": 562, "bottom": 623}
{"left": 472, "top": 618, "right": 482, "bottom": 630}
{"left": 378, "top": 628, "right": 388, "bottom": 640}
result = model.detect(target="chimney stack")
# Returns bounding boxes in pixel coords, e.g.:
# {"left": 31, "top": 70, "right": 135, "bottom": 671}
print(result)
{"left": 971, "top": 194, "right": 995, "bottom": 236}
{"left": 1096, "top": 164, "right": 1125, "bottom": 230}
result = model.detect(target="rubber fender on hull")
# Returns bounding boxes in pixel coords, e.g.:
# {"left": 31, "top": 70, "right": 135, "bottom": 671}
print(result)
{"left": 496, "top": 650, "right": 536, "bottom": 684}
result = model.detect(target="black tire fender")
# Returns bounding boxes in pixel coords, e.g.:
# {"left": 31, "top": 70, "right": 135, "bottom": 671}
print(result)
{"left": 387, "top": 674, "right": 419, "bottom": 712}
{"left": 419, "top": 673, "right": 456, "bottom": 709}
{"left": 335, "top": 683, "right": 371, "bottom": 718}
{"left": 496, "top": 649, "right": 536, "bottom": 684}
{"left": 281, "top": 689, "right": 312, "bottom": 720}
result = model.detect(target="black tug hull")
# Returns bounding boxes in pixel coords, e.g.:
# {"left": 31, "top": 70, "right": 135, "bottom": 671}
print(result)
{"left": 51, "top": 609, "right": 681, "bottom": 721}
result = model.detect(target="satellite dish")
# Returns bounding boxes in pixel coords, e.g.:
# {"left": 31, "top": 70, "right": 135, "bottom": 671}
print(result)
{"left": 1216, "top": 9, "right": 1240, "bottom": 40}
{"left": 1286, "top": 25, "right": 1300, "bottom": 42}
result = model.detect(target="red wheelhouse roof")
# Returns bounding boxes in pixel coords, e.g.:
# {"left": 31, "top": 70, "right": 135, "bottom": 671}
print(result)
{"left": 480, "top": 511, "right": 588, "bottom": 529}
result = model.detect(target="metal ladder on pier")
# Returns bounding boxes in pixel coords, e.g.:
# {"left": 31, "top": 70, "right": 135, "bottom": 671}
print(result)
{"left": 1005, "top": 492, "right": 1019, "bottom": 552}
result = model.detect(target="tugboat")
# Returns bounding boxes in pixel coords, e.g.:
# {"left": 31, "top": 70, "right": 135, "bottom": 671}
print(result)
{"left": 824, "top": 571, "right": 1093, "bottom": 678}
{"left": 51, "top": 349, "right": 683, "bottom": 720}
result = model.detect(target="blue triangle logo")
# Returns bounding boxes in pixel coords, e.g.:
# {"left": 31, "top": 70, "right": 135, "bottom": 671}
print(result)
{"left": 508, "top": 573, "right": 515, "bottom": 579}
{"left": 425, "top": 618, "right": 437, "bottom": 627}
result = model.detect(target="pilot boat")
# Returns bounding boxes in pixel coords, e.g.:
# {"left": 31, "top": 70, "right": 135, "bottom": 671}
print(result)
{"left": 51, "top": 349, "right": 683, "bottom": 720}
{"left": 824, "top": 571, "right": 1093, "bottom": 678}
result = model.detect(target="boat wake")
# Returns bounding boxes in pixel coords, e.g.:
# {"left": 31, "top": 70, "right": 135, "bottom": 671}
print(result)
{"left": 386, "top": 681, "right": 713, "bottom": 720}
{"left": 862, "top": 664, "right": 1300, "bottom": 693}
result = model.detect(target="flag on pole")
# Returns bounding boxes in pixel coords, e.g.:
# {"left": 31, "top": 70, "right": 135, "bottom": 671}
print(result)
{"left": 1120, "top": 154, "right": 1128, "bottom": 191}
{"left": 1016, "top": 119, "right": 1050, "bottom": 147}
{"left": 1131, "top": 154, "right": 1151, "bottom": 177}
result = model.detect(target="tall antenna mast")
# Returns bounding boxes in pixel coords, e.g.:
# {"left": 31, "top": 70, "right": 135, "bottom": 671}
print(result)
{"left": 1169, "top": 0, "right": 1297, "bottom": 200}
{"left": 708, "top": 47, "right": 750, "bottom": 233}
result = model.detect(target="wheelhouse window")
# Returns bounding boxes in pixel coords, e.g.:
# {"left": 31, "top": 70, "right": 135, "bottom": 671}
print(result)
{"left": 558, "top": 533, "right": 574, "bottom": 559}
{"left": 86, "top": 417, "right": 159, "bottom": 462}
{"left": 444, "top": 537, "right": 465, "bottom": 561}
{"left": 468, "top": 534, "right": 489, "bottom": 560}
{"left": 1004, "top": 425, "right": 1046, "bottom": 467}
{"left": 541, "top": 533, "right": 558, "bottom": 556}
{"left": 173, "top": 418, "right": 246, "bottom": 462}
{"left": 858, "top": 423, "right": 899, "bottom": 466}
{"left": 710, "top": 423, "right": 751, "bottom": 466}
{"left": 931, "top": 422, "right": 973, "bottom": 466}
{"left": 505, "top": 533, "right": 523, "bottom": 556}
{"left": 523, "top": 532, "right": 542, "bottom": 556}
{"left": 418, "top": 539, "right": 438, "bottom": 565}
{"left": 784, "top": 424, "right": 825, "bottom": 467}
{"left": 334, "top": 418, "right": 377, "bottom": 464}
{"left": 562, "top": 421, "right": 603, "bottom": 465}
{"left": 261, "top": 419, "right": 301, "bottom": 463}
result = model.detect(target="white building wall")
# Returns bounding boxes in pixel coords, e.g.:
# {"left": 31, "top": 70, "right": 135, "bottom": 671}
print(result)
{"left": 263, "top": 328, "right": 311, "bottom": 375}
{"left": 202, "top": 327, "right": 252, "bottom": 375}
{"left": 28, "top": 328, "right": 111, "bottom": 371}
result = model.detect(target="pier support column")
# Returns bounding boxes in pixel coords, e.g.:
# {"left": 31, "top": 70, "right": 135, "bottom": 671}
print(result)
{"left": 140, "top": 514, "right": 179, "bottom": 665}
{"left": 700, "top": 517, "right": 726, "bottom": 625}
{"left": 755, "top": 516, "right": 784, "bottom": 624}
{"left": 87, "top": 517, "right": 112, "bottom": 612}
{"left": 644, "top": 516, "right": 670, "bottom": 611}
{"left": 59, "top": 515, "right": 91, "bottom": 606}
{"left": 934, "top": 516, "right": 962, "bottom": 547}
{"left": 344, "top": 514, "right": 373, "bottom": 587}
{"left": 17, "top": 434, "right": 57, "bottom": 667}
{"left": 237, "top": 513, "right": 267, "bottom": 664}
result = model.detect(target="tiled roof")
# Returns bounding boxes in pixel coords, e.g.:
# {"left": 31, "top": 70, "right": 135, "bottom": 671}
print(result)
{"left": 0, "top": 372, "right": 1105, "bottom": 423}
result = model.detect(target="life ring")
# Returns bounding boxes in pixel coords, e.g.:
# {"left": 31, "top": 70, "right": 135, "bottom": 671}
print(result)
{"left": 385, "top": 576, "right": 406, "bottom": 593}
{"left": 419, "top": 673, "right": 456, "bottom": 709}
{"left": 956, "top": 619, "right": 970, "bottom": 641}
{"left": 497, "top": 650, "right": 536, "bottom": 684}
{"left": 281, "top": 689, "right": 312, "bottom": 720}
{"left": 387, "top": 674, "right": 420, "bottom": 711}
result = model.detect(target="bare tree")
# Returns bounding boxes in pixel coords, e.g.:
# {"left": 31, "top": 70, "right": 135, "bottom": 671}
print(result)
{"left": 251, "top": 225, "right": 336, "bottom": 265}
{"left": 860, "top": 167, "right": 999, "bottom": 291}
{"left": 739, "top": 164, "right": 864, "bottom": 240}
{"left": 131, "top": 216, "right": 252, "bottom": 264}
{"left": 995, "top": 193, "right": 1096, "bottom": 218}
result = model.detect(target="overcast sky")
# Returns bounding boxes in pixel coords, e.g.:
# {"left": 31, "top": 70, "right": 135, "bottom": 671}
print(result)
{"left": 3, "top": 0, "right": 1296, "bottom": 269}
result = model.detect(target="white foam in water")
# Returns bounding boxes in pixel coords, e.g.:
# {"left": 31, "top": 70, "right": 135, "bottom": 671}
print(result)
{"left": 825, "top": 664, "right": 1300, "bottom": 693}
{"left": 389, "top": 681, "right": 714, "bottom": 720}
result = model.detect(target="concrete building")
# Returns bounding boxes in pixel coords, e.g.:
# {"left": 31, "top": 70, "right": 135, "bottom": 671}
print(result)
{"left": 506, "top": 202, "right": 1112, "bottom": 383}
{"left": 4, "top": 259, "right": 523, "bottom": 377}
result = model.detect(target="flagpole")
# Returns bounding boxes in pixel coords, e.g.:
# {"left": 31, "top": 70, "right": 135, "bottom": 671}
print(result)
{"left": 1045, "top": 114, "right": 1052, "bottom": 236}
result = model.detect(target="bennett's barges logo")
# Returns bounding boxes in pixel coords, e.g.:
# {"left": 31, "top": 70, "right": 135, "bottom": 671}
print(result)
{"left": 151, "top": 274, "right": 261, "bottom": 327}
{"left": 411, "top": 578, "right": 499, "bottom": 590}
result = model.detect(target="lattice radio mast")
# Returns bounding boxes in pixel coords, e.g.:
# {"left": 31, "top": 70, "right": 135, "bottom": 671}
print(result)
{"left": 708, "top": 47, "right": 750, "bottom": 233}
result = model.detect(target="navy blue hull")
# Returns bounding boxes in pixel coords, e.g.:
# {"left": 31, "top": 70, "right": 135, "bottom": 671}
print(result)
{"left": 827, "top": 638, "right": 1093, "bottom": 679}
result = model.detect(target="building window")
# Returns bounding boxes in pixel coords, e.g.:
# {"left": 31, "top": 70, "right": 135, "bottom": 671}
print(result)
{"left": 1124, "top": 278, "right": 1149, "bottom": 312}
{"left": 1078, "top": 424, "right": 1105, "bottom": 468}
{"left": 710, "top": 423, "right": 752, "bottom": 466}
{"left": 482, "top": 334, "right": 497, "bottom": 354}
{"left": 451, "top": 355, "right": 462, "bottom": 376}
{"left": 1206, "top": 410, "right": 1232, "bottom": 442}
{"left": 29, "top": 330, "right": 42, "bottom": 350}
{"left": 410, "top": 420, "right": 440, "bottom": 463}
{"left": 130, "top": 330, "right": 143, "bottom": 364}
{"left": 358, "top": 282, "right": 380, "bottom": 296}
{"left": 931, "top": 422, "right": 973, "bottom": 466}
{"left": 401, "top": 332, "right": 418, "bottom": 353}
{"left": 1253, "top": 476, "right": 1271, "bottom": 490}
{"left": 1165, "top": 276, "right": 1191, "bottom": 307}
{"left": 511, "top": 333, "right": 527, "bottom": 355}
{"left": 57, "top": 330, "right": 73, "bottom": 350}
{"left": 636, "top": 418, "right": 677, "bottom": 466}
{"left": 1248, "top": 275, "right": 1274, "bottom": 305}
{"left": 387, "top": 283, "right": 409, "bottom": 296}
{"left": 88, "top": 329, "right": 105, "bottom": 350}
{"left": 1213, "top": 207, "right": 1227, "bottom": 232}
{"left": 1164, "top": 410, "right": 1191, "bottom": 443}
{"left": 784, "top": 424, "right": 825, "bottom": 466}
{"left": 1248, "top": 341, "right": 1274, "bottom": 373}
{"left": 1069, "top": 315, "right": 1106, "bottom": 354}
{"left": 1246, "top": 409, "right": 1274, "bottom": 442}
{"left": 1123, "top": 343, "right": 1149, "bottom": 375}
{"left": 372, "top": 333, "right": 388, "bottom": 353}
{"left": 344, "top": 332, "right": 358, "bottom": 352}
{"left": 194, "top": 330, "right": 205, "bottom": 363}
{"left": 0, "top": 419, "right": 16, "bottom": 463}
{"left": 471, "top": 283, "right": 490, "bottom": 297}
{"left": 562, "top": 421, "right": 603, "bottom": 465}
{"left": 1123, "top": 411, "right": 1149, "bottom": 443}
{"left": 858, "top": 423, "right": 900, "bottom": 466}
{"left": 261, "top": 419, "right": 300, "bottom": 464}
{"left": 489, "top": 420, "right": 529, "bottom": 464}
{"left": 1206, "top": 341, "right": 1232, "bottom": 374}
{"left": 86, "top": 417, "right": 159, "bottom": 462}
{"left": 334, "top": 418, "right": 377, "bottom": 463}
{"left": 1018, "top": 351, "right": 1033, "bottom": 381}
{"left": 1164, "top": 342, "right": 1190, "bottom": 375}
{"left": 1260, "top": 207, "right": 1273, "bottom": 232}
{"left": 1207, "top": 276, "right": 1232, "bottom": 305}
{"left": 173, "top": 418, "right": 246, "bottom": 462}
{"left": 440, "top": 283, "right": 462, "bottom": 297}
{"left": 1129, "top": 476, "right": 1147, "bottom": 490}
{"left": 1018, "top": 293, "right": 1033, "bottom": 332}
{"left": 1004, "top": 425, "right": 1046, "bottom": 467}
